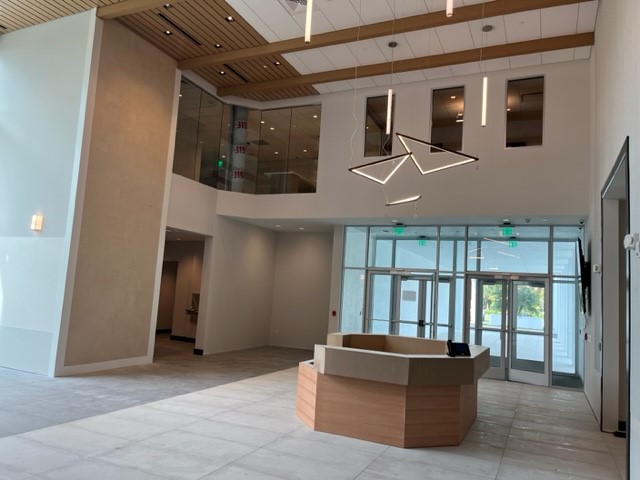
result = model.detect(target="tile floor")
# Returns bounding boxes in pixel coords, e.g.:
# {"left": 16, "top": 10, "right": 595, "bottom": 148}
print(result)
{"left": 0, "top": 339, "right": 627, "bottom": 480}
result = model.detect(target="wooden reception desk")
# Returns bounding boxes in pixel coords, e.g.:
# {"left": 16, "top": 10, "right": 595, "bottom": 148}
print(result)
{"left": 296, "top": 333, "right": 489, "bottom": 448}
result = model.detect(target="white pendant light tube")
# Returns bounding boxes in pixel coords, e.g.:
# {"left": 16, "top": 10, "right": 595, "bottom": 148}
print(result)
{"left": 304, "top": 0, "right": 314, "bottom": 43}
{"left": 386, "top": 88, "right": 393, "bottom": 135}
{"left": 446, "top": 0, "right": 453, "bottom": 18}
{"left": 481, "top": 76, "right": 488, "bottom": 127}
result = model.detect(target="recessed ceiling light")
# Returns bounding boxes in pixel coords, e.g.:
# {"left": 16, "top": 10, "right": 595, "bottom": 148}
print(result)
{"left": 219, "top": 71, "right": 225, "bottom": 75}
{"left": 166, "top": 228, "right": 172, "bottom": 232}
{"left": 226, "top": 15, "right": 234, "bottom": 21}
{"left": 260, "top": 120, "right": 265, "bottom": 124}
{"left": 164, "top": 3, "right": 172, "bottom": 8}
{"left": 313, "top": 114, "right": 318, "bottom": 118}
{"left": 164, "top": 30, "right": 172, "bottom": 35}
{"left": 303, "top": 149, "right": 308, "bottom": 152}
{"left": 450, "top": 95, "right": 456, "bottom": 99}
{"left": 177, "top": 237, "right": 182, "bottom": 240}
{"left": 298, "top": 227, "right": 305, "bottom": 231}
{"left": 269, "top": 127, "right": 275, "bottom": 130}
{"left": 456, "top": 119, "right": 463, "bottom": 123}
{"left": 215, "top": 43, "right": 222, "bottom": 48}
{"left": 276, "top": 224, "right": 282, "bottom": 228}
{"left": 262, "top": 65, "right": 268, "bottom": 69}
{"left": 179, "top": 93, "right": 182, "bottom": 97}
{"left": 507, "top": 108, "right": 511, "bottom": 112}
{"left": 274, "top": 61, "right": 281, "bottom": 66}
{"left": 275, "top": 151, "right": 279, "bottom": 155}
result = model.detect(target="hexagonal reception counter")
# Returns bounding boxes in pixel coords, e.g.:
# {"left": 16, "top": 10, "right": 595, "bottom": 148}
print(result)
{"left": 296, "top": 333, "right": 489, "bottom": 448}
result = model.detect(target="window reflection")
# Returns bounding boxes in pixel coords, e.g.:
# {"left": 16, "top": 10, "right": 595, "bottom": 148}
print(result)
{"left": 431, "top": 86, "right": 464, "bottom": 152}
{"left": 364, "top": 95, "right": 393, "bottom": 157}
{"left": 173, "top": 78, "right": 320, "bottom": 194}
{"left": 506, "top": 76, "right": 544, "bottom": 147}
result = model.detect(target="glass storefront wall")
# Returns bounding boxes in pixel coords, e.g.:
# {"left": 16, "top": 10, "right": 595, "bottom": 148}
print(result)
{"left": 173, "top": 78, "right": 320, "bottom": 194}
{"left": 340, "top": 225, "right": 584, "bottom": 385}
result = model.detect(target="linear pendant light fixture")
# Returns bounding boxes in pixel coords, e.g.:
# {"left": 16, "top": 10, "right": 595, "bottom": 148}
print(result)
{"left": 446, "top": 0, "right": 453, "bottom": 17}
{"left": 481, "top": 75, "right": 488, "bottom": 127}
{"left": 304, "top": 0, "right": 314, "bottom": 43}
{"left": 386, "top": 88, "right": 393, "bottom": 135}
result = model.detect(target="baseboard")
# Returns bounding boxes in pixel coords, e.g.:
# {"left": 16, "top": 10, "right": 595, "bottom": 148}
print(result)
{"left": 193, "top": 348, "right": 204, "bottom": 356}
{"left": 155, "top": 328, "right": 172, "bottom": 334}
{"left": 617, "top": 420, "right": 627, "bottom": 432}
{"left": 170, "top": 334, "right": 196, "bottom": 343}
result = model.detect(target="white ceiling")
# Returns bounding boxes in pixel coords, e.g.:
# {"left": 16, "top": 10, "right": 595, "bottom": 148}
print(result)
{"left": 226, "top": 0, "right": 598, "bottom": 94}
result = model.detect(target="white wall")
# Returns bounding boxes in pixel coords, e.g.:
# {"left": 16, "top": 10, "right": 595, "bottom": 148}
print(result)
{"left": 205, "top": 216, "right": 276, "bottom": 353}
{"left": 269, "top": 232, "right": 333, "bottom": 350}
{"left": 0, "top": 11, "right": 97, "bottom": 374}
{"left": 216, "top": 60, "right": 590, "bottom": 224}
{"left": 590, "top": 0, "right": 639, "bottom": 476}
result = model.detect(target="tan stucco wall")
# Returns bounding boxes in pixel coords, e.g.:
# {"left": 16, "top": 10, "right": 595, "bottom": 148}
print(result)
{"left": 63, "top": 19, "right": 177, "bottom": 366}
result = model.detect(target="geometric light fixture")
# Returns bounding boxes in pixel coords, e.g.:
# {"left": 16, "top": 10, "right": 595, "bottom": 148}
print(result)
{"left": 348, "top": 132, "right": 479, "bottom": 206}
{"left": 395, "top": 133, "right": 479, "bottom": 175}
{"left": 446, "top": 0, "right": 454, "bottom": 17}
{"left": 386, "top": 194, "right": 422, "bottom": 206}
{"left": 348, "top": 153, "right": 411, "bottom": 185}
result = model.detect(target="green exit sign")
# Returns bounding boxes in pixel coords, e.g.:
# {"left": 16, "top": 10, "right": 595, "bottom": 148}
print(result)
{"left": 217, "top": 159, "right": 225, "bottom": 167}
{"left": 394, "top": 226, "right": 405, "bottom": 236}
{"left": 418, "top": 238, "right": 427, "bottom": 247}
{"left": 508, "top": 238, "right": 518, "bottom": 248}
{"left": 501, "top": 226, "right": 513, "bottom": 237}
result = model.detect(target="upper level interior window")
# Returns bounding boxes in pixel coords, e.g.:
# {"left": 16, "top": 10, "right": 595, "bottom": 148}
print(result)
{"left": 364, "top": 95, "right": 394, "bottom": 157}
{"left": 506, "top": 76, "right": 544, "bottom": 148}
{"left": 431, "top": 86, "right": 464, "bottom": 152}
{"left": 173, "top": 78, "right": 320, "bottom": 194}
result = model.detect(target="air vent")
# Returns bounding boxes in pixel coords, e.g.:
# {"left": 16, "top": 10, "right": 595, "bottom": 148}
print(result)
{"left": 278, "top": 0, "right": 308, "bottom": 15}
{"left": 157, "top": 13, "right": 202, "bottom": 46}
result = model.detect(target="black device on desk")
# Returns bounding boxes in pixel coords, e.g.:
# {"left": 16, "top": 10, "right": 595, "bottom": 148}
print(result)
{"left": 447, "top": 340, "right": 471, "bottom": 357}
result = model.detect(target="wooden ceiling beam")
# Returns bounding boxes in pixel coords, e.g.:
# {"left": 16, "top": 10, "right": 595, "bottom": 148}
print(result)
{"left": 178, "top": 0, "right": 593, "bottom": 71}
{"left": 98, "top": 0, "right": 186, "bottom": 20}
{"left": 217, "top": 32, "right": 594, "bottom": 97}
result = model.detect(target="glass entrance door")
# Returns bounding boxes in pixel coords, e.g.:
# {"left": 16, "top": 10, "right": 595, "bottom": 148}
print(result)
{"left": 466, "top": 275, "right": 549, "bottom": 386}
{"left": 365, "top": 273, "right": 435, "bottom": 338}
{"left": 395, "top": 276, "right": 434, "bottom": 337}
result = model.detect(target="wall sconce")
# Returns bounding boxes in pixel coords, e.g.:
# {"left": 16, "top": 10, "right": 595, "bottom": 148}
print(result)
{"left": 31, "top": 213, "right": 44, "bottom": 232}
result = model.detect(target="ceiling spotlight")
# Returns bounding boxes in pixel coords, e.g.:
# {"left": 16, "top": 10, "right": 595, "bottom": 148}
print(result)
{"left": 274, "top": 61, "right": 281, "bottom": 66}
{"left": 298, "top": 227, "right": 305, "bottom": 231}
{"left": 226, "top": 15, "right": 234, "bottom": 21}
{"left": 215, "top": 43, "right": 222, "bottom": 48}
{"left": 482, "top": 25, "right": 494, "bottom": 32}
{"left": 303, "top": 149, "right": 308, "bottom": 152}
{"left": 269, "top": 127, "right": 275, "bottom": 130}
{"left": 313, "top": 114, "right": 318, "bottom": 118}
{"left": 164, "top": 30, "right": 172, "bottom": 35}
{"left": 219, "top": 71, "right": 225, "bottom": 75}
{"left": 164, "top": 3, "right": 172, "bottom": 8}
{"left": 260, "top": 120, "right": 265, "bottom": 124}
{"left": 388, "top": 41, "right": 398, "bottom": 48}
{"left": 450, "top": 95, "right": 456, "bottom": 99}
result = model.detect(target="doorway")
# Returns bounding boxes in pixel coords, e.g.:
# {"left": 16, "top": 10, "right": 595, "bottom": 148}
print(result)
{"left": 365, "top": 271, "right": 454, "bottom": 338}
{"left": 465, "top": 274, "right": 550, "bottom": 386}
{"left": 600, "top": 137, "right": 630, "bottom": 443}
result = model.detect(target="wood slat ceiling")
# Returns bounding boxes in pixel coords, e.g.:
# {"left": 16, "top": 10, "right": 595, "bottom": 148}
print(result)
{"left": 0, "top": 0, "right": 596, "bottom": 102}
